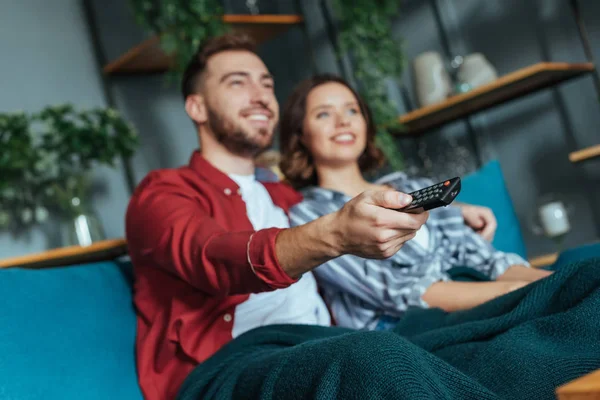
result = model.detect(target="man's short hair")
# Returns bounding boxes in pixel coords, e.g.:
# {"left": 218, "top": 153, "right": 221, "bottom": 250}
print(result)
{"left": 181, "top": 32, "right": 258, "bottom": 100}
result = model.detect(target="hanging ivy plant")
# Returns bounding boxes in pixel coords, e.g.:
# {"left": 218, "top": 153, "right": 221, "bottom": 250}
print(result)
{"left": 129, "top": 0, "right": 230, "bottom": 81}
{"left": 332, "top": 0, "right": 406, "bottom": 171}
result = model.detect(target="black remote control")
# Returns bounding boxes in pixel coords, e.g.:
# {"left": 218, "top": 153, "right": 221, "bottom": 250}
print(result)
{"left": 402, "top": 177, "right": 461, "bottom": 212}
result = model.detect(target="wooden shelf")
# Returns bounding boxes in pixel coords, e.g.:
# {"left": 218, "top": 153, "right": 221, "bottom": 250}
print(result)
{"left": 398, "top": 62, "right": 595, "bottom": 135}
{"left": 104, "top": 14, "right": 304, "bottom": 75}
{"left": 569, "top": 144, "right": 600, "bottom": 163}
{"left": 0, "top": 238, "right": 128, "bottom": 270}
{"left": 556, "top": 369, "right": 600, "bottom": 400}
{"left": 529, "top": 253, "right": 558, "bottom": 269}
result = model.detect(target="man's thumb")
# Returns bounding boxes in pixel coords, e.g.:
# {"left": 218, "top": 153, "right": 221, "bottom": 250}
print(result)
{"left": 368, "top": 190, "right": 412, "bottom": 209}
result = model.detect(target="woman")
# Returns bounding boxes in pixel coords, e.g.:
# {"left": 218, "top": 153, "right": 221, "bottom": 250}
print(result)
{"left": 279, "top": 74, "right": 551, "bottom": 330}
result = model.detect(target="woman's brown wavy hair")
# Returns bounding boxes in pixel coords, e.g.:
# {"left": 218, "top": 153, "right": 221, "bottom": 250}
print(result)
{"left": 279, "top": 74, "right": 386, "bottom": 190}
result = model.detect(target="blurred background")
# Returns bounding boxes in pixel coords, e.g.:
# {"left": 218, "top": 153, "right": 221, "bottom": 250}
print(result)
{"left": 1, "top": 0, "right": 599, "bottom": 262}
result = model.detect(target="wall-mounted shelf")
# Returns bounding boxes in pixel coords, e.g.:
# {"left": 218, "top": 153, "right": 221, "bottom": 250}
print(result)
{"left": 0, "top": 239, "right": 128, "bottom": 270}
{"left": 556, "top": 368, "right": 600, "bottom": 400}
{"left": 397, "top": 62, "right": 595, "bottom": 135}
{"left": 569, "top": 144, "right": 600, "bottom": 163}
{"left": 103, "top": 14, "right": 304, "bottom": 75}
{"left": 529, "top": 253, "right": 558, "bottom": 268}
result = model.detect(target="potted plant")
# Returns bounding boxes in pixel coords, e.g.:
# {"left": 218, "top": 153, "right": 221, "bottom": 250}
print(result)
{"left": 0, "top": 105, "right": 138, "bottom": 246}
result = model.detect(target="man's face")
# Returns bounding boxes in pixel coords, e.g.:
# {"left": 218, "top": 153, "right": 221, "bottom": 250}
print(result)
{"left": 198, "top": 50, "right": 279, "bottom": 157}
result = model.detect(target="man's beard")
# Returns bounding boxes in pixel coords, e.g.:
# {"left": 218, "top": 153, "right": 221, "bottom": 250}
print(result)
{"left": 207, "top": 106, "right": 275, "bottom": 158}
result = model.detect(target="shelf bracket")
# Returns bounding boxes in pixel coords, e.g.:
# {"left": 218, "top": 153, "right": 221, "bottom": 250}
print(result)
{"left": 81, "top": 0, "right": 137, "bottom": 195}
{"left": 569, "top": 0, "right": 600, "bottom": 101}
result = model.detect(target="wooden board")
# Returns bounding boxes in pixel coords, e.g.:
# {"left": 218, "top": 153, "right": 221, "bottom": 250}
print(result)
{"left": 529, "top": 253, "right": 558, "bottom": 268}
{"left": 556, "top": 369, "right": 600, "bottom": 400}
{"left": 569, "top": 144, "right": 600, "bottom": 163}
{"left": 104, "top": 14, "right": 304, "bottom": 75}
{"left": 398, "top": 62, "right": 594, "bottom": 135}
{"left": 0, "top": 238, "right": 128, "bottom": 270}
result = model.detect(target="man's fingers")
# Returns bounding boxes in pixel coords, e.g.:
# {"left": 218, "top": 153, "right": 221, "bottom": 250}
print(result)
{"left": 471, "top": 216, "right": 484, "bottom": 228}
{"left": 383, "top": 231, "right": 417, "bottom": 256}
{"left": 372, "top": 207, "right": 429, "bottom": 230}
{"left": 366, "top": 190, "right": 412, "bottom": 210}
{"left": 480, "top": 224, "right": 495, "bottom": 241}
{"left": 480, "top": 214, "right": 497, "bottom": 241}
{"left": 376, "top": 228, "right": 419, "bottom": 245}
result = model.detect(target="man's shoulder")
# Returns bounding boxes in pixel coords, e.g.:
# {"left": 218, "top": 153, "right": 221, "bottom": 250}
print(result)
{"left": 130, "top": 165, "right": 214, "bottom": 205}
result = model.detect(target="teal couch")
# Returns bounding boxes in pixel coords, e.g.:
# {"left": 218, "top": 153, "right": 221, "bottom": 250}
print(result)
{"left": 2, "top": 244, "right": 599, "bottom": 400}
{"left": 0, "top": 260, "right": 144, "bottom": 399}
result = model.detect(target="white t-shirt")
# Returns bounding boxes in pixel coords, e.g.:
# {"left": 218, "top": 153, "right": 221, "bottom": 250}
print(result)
{"left": 228, "top": 173, "right": 331, "bottom": 338}
{"left": 412, "top": 224, "right": 431, "bottom": 250}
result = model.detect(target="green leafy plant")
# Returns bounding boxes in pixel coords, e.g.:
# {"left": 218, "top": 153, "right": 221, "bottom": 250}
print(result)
{"left": 332, "top": 0, "right": 406, "bottom": 171}
{"left": 129, "top": 0, "right": 230, "bottom": 81}
{"left": 0, "top": 112, "right": 47, "bottom": 227}
{"left": 0, "top": 105, "right": 138, "bottom": 230}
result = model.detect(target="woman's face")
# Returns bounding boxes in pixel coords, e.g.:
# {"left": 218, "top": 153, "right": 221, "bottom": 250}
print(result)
{"left": 302, "top": 82, "right": 368, "bottom": 168}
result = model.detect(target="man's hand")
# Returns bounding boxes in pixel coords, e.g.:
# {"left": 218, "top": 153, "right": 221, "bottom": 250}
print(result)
{"left": 275, "top": 190, "right": 428, "bottom": 278}
{"left": 458, "top": 204, "right": 497, "bottom": 241}
{"left": 329, "top": 190, "right": 429, "bottom": 260}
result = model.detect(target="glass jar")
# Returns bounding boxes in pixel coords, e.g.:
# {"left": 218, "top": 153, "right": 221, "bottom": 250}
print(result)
{"left": 61, "top": 197, "right": 106, "bottom": 247}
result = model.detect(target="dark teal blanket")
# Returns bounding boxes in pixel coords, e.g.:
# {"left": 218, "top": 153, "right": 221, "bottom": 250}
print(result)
{"left": 178, "top": 258, "right": 600, "bottom": 400}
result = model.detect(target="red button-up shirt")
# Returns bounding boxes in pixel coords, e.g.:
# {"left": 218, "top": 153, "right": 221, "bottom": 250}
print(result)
{"left": 125, "top": 151, "right": 303, "bottom": 400}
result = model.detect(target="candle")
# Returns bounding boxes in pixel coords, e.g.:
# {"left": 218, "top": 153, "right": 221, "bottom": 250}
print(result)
{"left": 539, "top": 201, "right": 570, "bottom": 238}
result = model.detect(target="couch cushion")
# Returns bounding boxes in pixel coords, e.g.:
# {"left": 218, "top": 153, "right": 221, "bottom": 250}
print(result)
{"left": 552, "top": 242, "right": 600, "bottom": 269}
{"left": 457, "top": 160, "right": 528, "bottom": 258}
{"left": 0, "top": 260, "right": 143, "bottom": 400}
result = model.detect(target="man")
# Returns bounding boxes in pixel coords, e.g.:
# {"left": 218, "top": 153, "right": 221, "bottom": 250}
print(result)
{"left": 125, "top": 33, "right": 498, "bottom": 400}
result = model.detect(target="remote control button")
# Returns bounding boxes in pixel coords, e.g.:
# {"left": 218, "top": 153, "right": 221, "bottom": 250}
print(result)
{"left": 444, "top": 180, "right": 450, "bottom": 186}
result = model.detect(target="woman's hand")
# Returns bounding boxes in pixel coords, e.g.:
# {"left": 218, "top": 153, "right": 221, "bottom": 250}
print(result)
{"left": 422, "top": 280, "right": 530, "bottom": 312}
{"left": 497, "top": 265, "right": 553, "bottom": 283}
{"left": 458, "top": 204, "right": 497, "bottom": 241}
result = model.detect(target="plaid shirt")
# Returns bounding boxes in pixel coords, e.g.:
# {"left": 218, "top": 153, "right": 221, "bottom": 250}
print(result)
{"left": 289, "top": 172, "right": 528, "bottom": 330}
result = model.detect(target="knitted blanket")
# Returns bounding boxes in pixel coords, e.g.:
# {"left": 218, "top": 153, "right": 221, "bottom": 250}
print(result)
{"left": 178, "top": 258, "right": 600, "bottom": 400}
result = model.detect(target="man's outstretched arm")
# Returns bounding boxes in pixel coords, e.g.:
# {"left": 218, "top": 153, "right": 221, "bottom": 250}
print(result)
{"left": 126, "top": 177, "right": 295, "bottom": 296}
{"left": 127, "top": 177, "right": 427, "bottom": 296}
{"left": 276, "top": 190, "right": 428, "bottom": 278}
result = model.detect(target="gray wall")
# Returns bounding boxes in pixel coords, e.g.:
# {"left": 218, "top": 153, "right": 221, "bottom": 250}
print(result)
{"left": 1, "top": 0, "right": 598, "bottom": 260}
{"left": 0, "top": 0, "right": 131, "bottom": 258}
{"left": 389, "top": 0, "right": 600, "bottom": 257}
